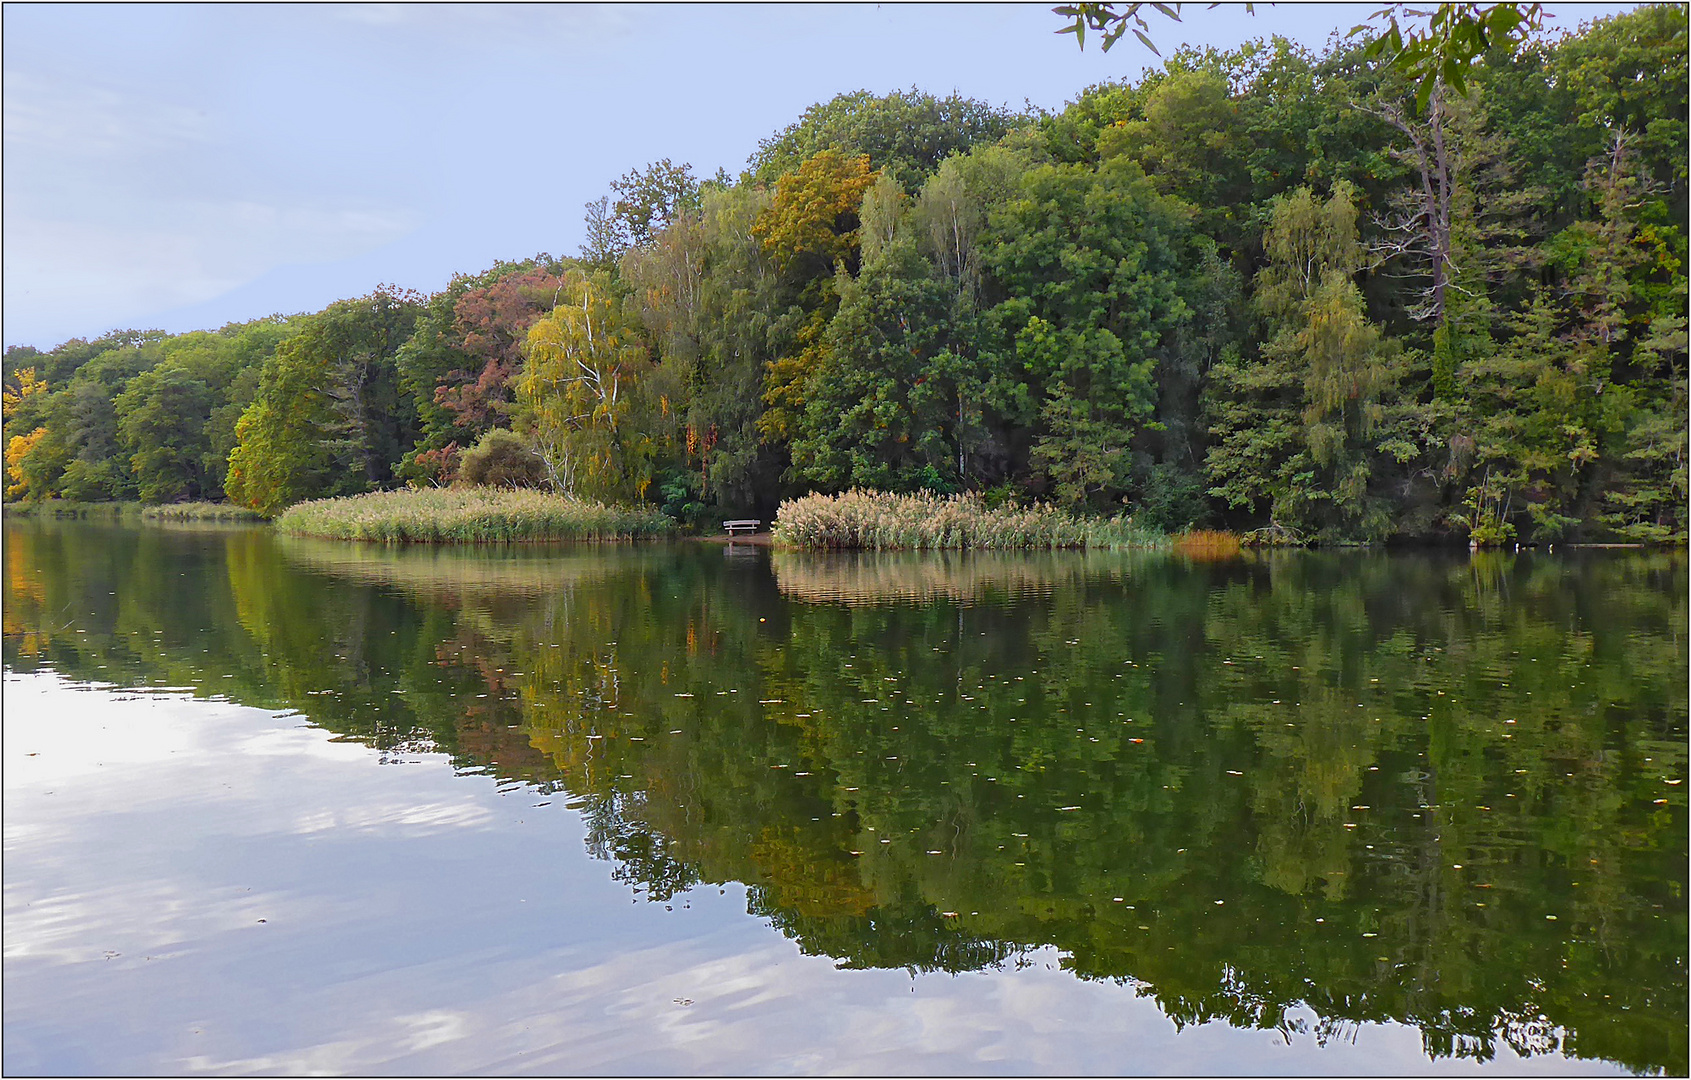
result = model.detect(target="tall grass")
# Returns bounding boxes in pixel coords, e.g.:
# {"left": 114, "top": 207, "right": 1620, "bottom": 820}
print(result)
{"left": 772, "top": 490, "right": 1166, "bottom": 551}
{"left": 140, "top": 502, "right": 264, "bottom": 522}
{"left": 275, "top": 488, "right": 675, "bottom": 543}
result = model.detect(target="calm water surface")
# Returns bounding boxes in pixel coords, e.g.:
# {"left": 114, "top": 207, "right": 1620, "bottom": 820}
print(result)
{"left": 2, "top": 520, "right": 1684, "bottom": 1075}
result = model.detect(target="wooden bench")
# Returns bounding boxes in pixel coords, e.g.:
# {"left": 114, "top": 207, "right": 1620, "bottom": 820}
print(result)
{"left": 723, "top": 519, "right": 760, "bottom": 536}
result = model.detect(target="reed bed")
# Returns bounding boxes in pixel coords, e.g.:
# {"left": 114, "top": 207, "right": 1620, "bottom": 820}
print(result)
{"left": 275, "top": 488, "right": 675, "bottom": 543}
{"left": 140, "top": 502, "right": 264, "bottom": 522}
{"left": 772, "top": 490, "right": 1166, "bottom": 551}
{"left": 1172, "top": 529, "right": 1244, "bottom": 559}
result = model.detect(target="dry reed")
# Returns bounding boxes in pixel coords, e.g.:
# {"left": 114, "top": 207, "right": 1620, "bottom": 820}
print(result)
{"left": 772, "top": 490, "right": 1165, "bottom": 551}
{"left": 275, "top": 487, "right": 674, "bottom": 543}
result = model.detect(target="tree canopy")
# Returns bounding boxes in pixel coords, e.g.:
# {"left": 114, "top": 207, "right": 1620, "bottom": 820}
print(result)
{"left": 5, "top": 9, "right": 1684, "bottom": 543}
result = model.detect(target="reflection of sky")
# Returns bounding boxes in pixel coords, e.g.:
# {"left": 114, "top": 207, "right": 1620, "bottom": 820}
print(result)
{"left": 2, "top": 673, "right": 1628, "bottom": 1075}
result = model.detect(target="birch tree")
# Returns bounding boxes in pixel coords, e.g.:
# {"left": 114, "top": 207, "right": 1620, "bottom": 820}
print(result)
{"left": 518, "top": 275, "right": 663, "bottom": 501}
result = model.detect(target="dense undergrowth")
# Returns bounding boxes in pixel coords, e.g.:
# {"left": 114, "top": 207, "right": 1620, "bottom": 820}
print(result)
{"left": 274, "top": 488, "right": 675, "bottom": 543}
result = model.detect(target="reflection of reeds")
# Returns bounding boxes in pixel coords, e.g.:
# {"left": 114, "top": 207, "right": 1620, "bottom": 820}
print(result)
{"left": 140, "top": 502, "right": 264, "bottom": 522}
{"left": 279, "top": 535, "right": 662, "bottom": 603}
{"left": 1173, "top": 530, "right": 1243, "bottom": 560}
{"left": 276, "top": 488, "right": 674, "bottom": 543}
{"left": 1, "top": 501, "right": 141, "bottom": 520}
{"left": 772, "top": 550, "right": 1150, "bottom": 605}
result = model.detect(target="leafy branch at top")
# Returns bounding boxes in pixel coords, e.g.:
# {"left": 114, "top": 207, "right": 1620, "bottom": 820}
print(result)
{"left": 1358, "top": 4, "right": 1546, "bottom": 112}
{"left": 1054, "top": 2, "right": 1547, "bottom": 111}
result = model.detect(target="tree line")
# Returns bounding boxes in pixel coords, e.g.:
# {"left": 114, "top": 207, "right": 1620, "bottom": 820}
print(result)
{"left": 3, "top": 6, "right": 1684, "bottom": 544}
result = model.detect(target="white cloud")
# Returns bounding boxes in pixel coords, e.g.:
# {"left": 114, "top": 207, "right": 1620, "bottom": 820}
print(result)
{"left": 4, "top": 201, "right": 418, "bottom": 337}
{"left": 2, "top": 71, "right": 212, "bottom": 162}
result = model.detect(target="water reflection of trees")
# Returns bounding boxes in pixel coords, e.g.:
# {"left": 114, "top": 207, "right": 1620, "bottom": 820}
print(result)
{"left": 4, "top": 521, "right": 1684, "bottom": 1075}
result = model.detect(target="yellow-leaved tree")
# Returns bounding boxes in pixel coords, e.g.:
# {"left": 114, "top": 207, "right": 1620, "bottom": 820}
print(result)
{"left": 517, "top": 273, "right": 669, "bottom": 501}
{"left": 751, "top": 149, "right": 879, "bottom": 445}
{"left": 2, "top": 368, "right": 47, "bottom": 417}
{"left": 5, "top": 427, "right": 50, "bottom": 501}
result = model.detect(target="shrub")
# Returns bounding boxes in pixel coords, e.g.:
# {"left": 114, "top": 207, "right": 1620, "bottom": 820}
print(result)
{"left": 458, "top": 429, "right": 547, "bottom": 488}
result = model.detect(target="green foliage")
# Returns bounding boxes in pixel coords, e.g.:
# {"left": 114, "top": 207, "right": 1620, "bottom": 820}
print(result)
{"left": 749, "top": 88, "right": 1022, "bottom": 190}
{"left": 1360, "top": 4, "right": 1547, "bottom": 112}
{"left": 115, "top": 364, "right": 214, "bottom": 503}
{"left": 1207, "top": 183, "right": 1424, "bottom": 542}
{"left": 1051, "top": 3, "right": 1547, "bottom": 114}
{"left": 790, "top": 229, "right": 966, "bottom": 492}
{"left": 624, "top": 184, "right": 784, "bottom": 514}
{"left": 979, "top": 156, "right": 1197, "bottom": 509}
{"left": 226, "top": 290, "right": 422, "bottom": 516}
{"left": 516, "top": 272, "right": 671, "bottom": 502}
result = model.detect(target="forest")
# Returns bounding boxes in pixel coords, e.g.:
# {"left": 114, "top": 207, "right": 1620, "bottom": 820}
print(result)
{"left": 3, "top": 5, "right": 1685, "bottom": 545}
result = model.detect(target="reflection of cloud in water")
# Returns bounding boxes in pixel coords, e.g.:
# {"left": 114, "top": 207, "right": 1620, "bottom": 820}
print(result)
{"left": 163, "top": 935, "right": 1603, "bottom": 1077}
{"left": 772, "top": 550, "right": 1157, "bottom": 606}
{"left": 277, "top": 536, "right": 670, "bottom": 604}
{"left": 288, "top": 801, "right": 496, "bottom": 834}
{"left": 3, "top": 672, "right": 1644, "bottom": 1076}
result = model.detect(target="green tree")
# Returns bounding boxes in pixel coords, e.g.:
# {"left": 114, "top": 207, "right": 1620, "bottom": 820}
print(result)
{"left": 226, "top": 289, "right": 422, "bottom": 515}
{"left": 913, "top": 141, "right": 1042, "bottom": 306}
{"left": 53, "top": 377, "right": 135, "bottom": 501}
{"left": 750, "top": 88, "right": 1021, "bottom": 190}
{"left": 115, "top": 364, "right": 214, "bottom": 503}
{"left": 1206, "top": 183, "right": 1422, "bottom": 541}
{"left": 625, "top": 184, "right": 786, "bottom": 515}
{"left": 1097, "top": 68, "right": 1253, "bottom": 246}
{"left": 979, "top": 156, "right": 1197, "bottom": 508}
{"left": 790, "top": 202, "right": 966, "bottom": 492}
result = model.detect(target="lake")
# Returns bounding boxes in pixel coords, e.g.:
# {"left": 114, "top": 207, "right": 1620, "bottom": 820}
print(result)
{"left": 2, "top": 519, "right": 1684, "bottom": 1075}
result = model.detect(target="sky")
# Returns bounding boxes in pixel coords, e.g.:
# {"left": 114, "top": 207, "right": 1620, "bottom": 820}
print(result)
{"left": 1, "top": 2, "right": 1641, "bottom": 350}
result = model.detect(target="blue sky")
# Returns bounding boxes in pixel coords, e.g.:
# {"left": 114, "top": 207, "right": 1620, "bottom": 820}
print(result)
{"left": 1, "top": 2, "right": 1638, "bottom": 350}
